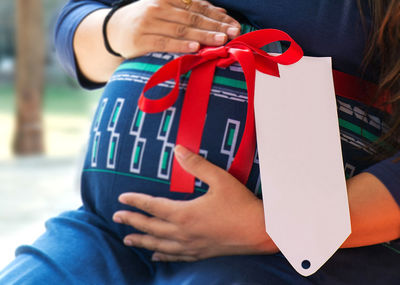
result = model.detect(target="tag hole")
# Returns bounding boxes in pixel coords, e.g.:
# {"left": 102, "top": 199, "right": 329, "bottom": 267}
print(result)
{"left": 301, "top": 260, "right": 311, "bottom": 269}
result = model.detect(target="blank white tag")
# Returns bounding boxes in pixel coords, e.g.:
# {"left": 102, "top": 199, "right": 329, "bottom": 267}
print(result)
{"left": 254, "top": 56, "right": 351, "bottom": 276}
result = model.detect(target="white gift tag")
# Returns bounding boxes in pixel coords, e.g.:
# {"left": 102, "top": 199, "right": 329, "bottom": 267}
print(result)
{"left": 254, "top": 56, "right": 351, "bottom": 276}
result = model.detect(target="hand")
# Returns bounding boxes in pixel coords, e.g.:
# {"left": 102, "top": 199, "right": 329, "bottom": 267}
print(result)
{"left": 107, "top": 0, "right": 241, "bottom": 59}
{"left": 113, "top": 145, "right": 279, "bottom": 262}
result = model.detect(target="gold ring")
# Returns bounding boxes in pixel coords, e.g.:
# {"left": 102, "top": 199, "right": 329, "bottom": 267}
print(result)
{"left": 181, "top": 0, "right": 192, "bottom": 7}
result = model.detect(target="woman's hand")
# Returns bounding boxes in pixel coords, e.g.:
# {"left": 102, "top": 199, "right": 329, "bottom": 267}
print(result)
{"left": 113, "top": 145, "right": 279, "bottom": 262}
{"left": 107, "top": 0, "right": 241, "bottom": 59}
{"left": 73, "top": 0, "right": 240, "bottom": 83}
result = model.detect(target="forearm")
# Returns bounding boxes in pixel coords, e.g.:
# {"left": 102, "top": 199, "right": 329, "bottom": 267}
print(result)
{"left": 73, "top": 8, "right": 123, "bottom": 84}
{"left": 341, "top": 172, "right": 400, "bottom": 248}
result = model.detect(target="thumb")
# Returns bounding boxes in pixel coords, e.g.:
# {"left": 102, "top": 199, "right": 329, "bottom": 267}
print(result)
{"left": 174, "top": 145, "right": 229, "bottom": 187}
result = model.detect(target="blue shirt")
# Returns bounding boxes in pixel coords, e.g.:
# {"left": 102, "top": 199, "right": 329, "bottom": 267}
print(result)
{"left": 54, "top": 0, "right": 400, "bottom": 207}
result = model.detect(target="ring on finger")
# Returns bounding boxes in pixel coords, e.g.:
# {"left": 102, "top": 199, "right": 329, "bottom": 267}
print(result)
{"left": 181, "top": 0, "right": 192, "bottom": 9}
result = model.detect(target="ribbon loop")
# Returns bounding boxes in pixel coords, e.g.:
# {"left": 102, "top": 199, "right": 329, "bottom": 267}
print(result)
{"left": 229, "top": 29, "right": 303, "bottom": 65}
{"left": 138, "top": 29, "right": 303, "bottom": 193}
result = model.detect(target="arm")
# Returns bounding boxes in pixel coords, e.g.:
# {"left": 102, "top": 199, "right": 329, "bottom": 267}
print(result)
{"left": 54, "top": 0, "right": 111, "bottom": 89}
{"left": 55, "top": 0, "right": 241, "bottom": 87}
{"left": 113, "top": 146, "right": 400, "bottom": 261}
{"left": 342, "top": 172, "right": 400, "bottom": 248}
{"left": 73, "top": 8, "right": 122, "bottom": 84}
{"left": 342, "top": 153, "right": 400, "bottom": 247}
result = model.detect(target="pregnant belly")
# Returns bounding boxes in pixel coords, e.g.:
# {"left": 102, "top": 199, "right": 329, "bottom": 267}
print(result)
{"left": 80, "top": 52, "right": 261, "bottom": 239}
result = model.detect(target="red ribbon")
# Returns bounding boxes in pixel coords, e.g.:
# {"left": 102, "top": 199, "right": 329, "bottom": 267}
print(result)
{"left": 333, "top": 70, "right": 392, "bottom": 114}
{"left": 138, "top": 29, "right": 303, "bottom": 193}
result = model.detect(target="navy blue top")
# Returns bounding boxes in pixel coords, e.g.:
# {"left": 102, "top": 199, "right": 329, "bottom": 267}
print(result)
{"left": 54, "top": 0, "right": 400, "bottom": 206}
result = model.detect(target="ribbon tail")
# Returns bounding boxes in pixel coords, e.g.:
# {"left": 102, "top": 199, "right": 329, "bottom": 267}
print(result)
{"left": 170, "top": 60, "right": 217, "bottom": 193}
{"left": 229, "top": 29, "right": 303, "bottom": 66}
{"left": 228, "top": 50, "right": 257, "bottom": 185}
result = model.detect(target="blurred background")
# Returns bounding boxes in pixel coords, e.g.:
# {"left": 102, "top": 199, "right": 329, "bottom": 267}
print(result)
{"left": 0, "top": 0, "right": 102, "bottom": 268}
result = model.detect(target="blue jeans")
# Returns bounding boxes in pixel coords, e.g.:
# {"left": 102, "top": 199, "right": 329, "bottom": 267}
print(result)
{"left": 1, "top": 208, "right": 399, "bottom": 284}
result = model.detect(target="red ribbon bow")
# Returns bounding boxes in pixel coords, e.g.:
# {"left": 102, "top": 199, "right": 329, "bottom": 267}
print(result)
{"left": 138, "top": 29, "right": 303, "bottom": 193}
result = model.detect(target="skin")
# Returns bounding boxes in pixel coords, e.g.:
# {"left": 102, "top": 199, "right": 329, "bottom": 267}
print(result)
{"left": 73, "top": 0, "right": 400, "bottom": 262}
{"left": 114, "top": 145, "right": 280, "bottom": 262}
{"left": 113, "top": 146, "right": 400, "bottom": 262}
{"left": 73, "top": 0, "right": 241, "bottom": 83}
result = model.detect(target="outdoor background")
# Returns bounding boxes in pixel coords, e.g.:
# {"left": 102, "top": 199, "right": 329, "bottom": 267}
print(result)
{"left": 0, "top": 1, "right": 102, "bottom": 268}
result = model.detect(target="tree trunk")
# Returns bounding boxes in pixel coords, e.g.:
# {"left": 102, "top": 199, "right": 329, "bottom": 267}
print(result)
{"left": 13, "top": 0, "right": 45, "bottom": 155}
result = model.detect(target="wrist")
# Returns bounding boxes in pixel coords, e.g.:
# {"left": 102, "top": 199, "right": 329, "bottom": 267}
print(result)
{"left": 103, "top": 0, "right": 134, "bottom": 57}
{"left": 248, "top": 199, "right": 280, "bottom": 254}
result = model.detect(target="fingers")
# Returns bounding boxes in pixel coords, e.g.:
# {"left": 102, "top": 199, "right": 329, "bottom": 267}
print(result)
{"left": 157, "top": 5, "right": 241, "bottom": 39}
{"left": 138, "top": 34, "right": 200, "bottom": 54}
{"left": 117, "top": 192, "right": 180, "bottom": 220}
{"left": 112, "top": 0, "right": 241, "bottom": 58}
{"left": 152, "top": 252, "right": 198, "bottom": 262}
{"left": 170, "top": 0, "right": 240, "bottom": 28}
{"left": 122, "top": 233, "right": 184, "bottom": 254}
{"left": 144, "top": 18, "right": 228, "bottom": 46}
{"left": 213, "top": 7, "right": 228, "bottom": 14}
{"left": 113, "top": 210, "right": 178, "bottom": 238}
{"left": 174, "top": 145, "right": 228, "bottom": 186}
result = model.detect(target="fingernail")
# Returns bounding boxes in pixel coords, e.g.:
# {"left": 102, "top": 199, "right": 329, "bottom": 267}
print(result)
{"left": 227, "top": 27, "right": 240, "bottom": 37}
{"left": 230, "top": 21, "right": 241, "bottom": 28}
{"left": 174, "top": 145, "right": 190, "bottom": 160}
{"left": 124, "top": 239, "right": 133, "bottom": 246}
{"left": 214, "top": 33, "right": 227, "bottom": 43}
{"left": 113, "top": 215, "right": 122, "bottom": 223}
{"left": 188, "top": 41, "right": 199, "bottom": 51}
{"left": 152, "top": 254, "right": 160, "bottom": 261}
